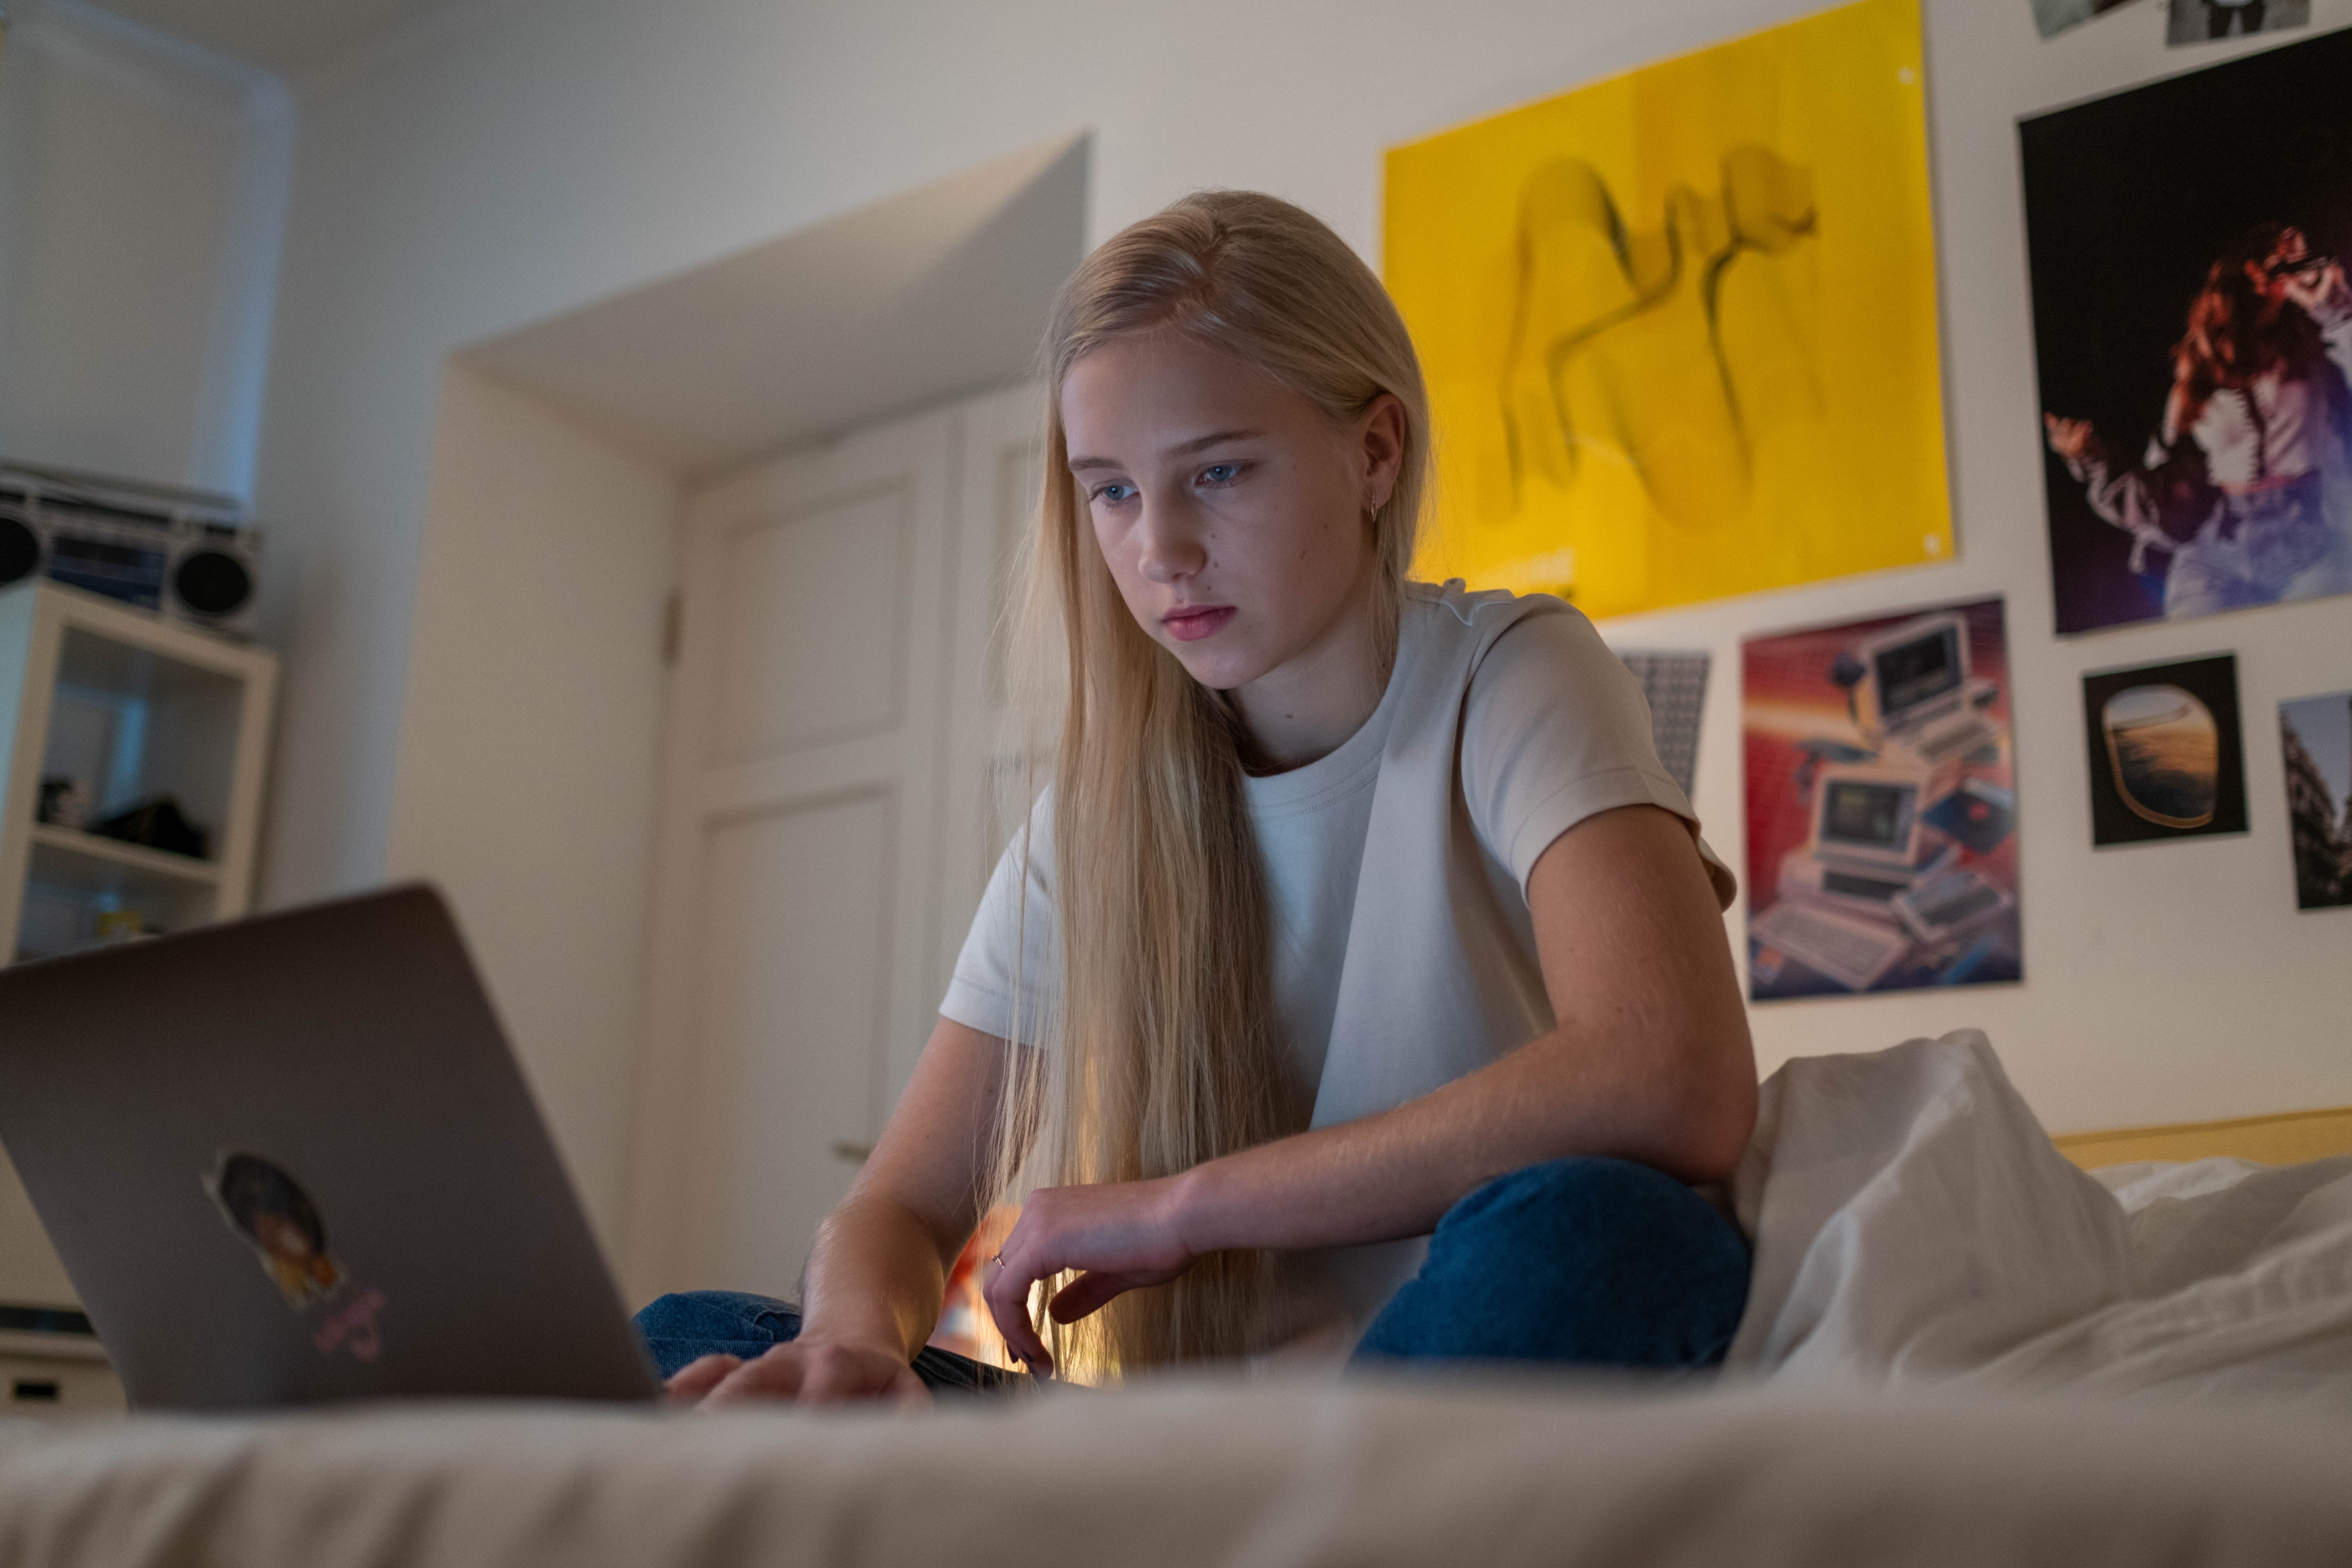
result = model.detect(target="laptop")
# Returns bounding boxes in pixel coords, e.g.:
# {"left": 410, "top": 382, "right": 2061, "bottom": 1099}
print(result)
{"left": 0, "top": 886, "right": 661, "bottom": 1409}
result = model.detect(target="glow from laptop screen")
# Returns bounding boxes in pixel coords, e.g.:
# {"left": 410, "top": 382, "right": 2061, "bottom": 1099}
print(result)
{"left": 1872, "top": 623, "right": 1962, "bottom": 723}
{"left": 1820, "top": 779, "right": 1914, "bottom": 853}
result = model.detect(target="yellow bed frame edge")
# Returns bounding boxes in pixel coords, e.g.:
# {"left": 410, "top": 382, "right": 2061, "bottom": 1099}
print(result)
{"left": 2054, "top": 1105, "right": 2352, "bottom": 1170}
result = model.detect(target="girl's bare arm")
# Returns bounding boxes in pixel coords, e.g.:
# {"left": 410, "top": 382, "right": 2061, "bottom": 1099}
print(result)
{"left": 685, "top": 1017, "right": 1015, "bottom": 1406}
{"left": 983, "top": 802, "right": 1754, "bottom": 1370}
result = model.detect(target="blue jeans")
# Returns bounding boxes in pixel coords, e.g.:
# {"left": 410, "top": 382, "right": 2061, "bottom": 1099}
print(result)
{"left": 633, "top": 1290, "right": 1021, "bottom": 1393}
{"left": 636, "top": 1158, "right": 1748, "bottom": 1388}
{"left": 1351, "top": 1157, "right": 1749, "bottom": 1369}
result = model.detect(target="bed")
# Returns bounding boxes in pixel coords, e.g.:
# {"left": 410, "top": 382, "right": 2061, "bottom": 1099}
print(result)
{"left": 2054, "top": 1103, "right": 2352, "bottom": 1169}
{"left": 4, "top": 1032, "right": 2350, "bottom": 1567}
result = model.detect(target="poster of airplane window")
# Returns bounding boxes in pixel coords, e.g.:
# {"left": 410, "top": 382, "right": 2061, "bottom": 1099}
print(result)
{"left": 1742, "top": 598, "right": 2021, "bottom": 1001}
{"left": 1384, "top": 0, "right": 1951, "bottom": 619}
{"left": 2080, "top": 653, "right": 2248, "bottom": 847}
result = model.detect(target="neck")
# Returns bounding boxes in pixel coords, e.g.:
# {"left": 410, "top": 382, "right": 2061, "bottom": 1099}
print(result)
{"left": 1228, "top": 589, "right": 1390, "bottom": 774}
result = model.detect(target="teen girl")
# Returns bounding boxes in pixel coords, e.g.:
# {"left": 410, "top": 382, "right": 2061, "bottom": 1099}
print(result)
{"left": 638, "top": 192, "right": 1758, "bottom": 1401}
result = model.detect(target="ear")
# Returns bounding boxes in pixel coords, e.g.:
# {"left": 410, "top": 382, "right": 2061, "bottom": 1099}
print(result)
{"left": 1357, "top": 393, "right": 1408, "bottom": 513}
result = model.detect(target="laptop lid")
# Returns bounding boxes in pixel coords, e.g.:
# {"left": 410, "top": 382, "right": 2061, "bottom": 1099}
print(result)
{"left": 0, "top": 885, "right": 659, "bottom": 1409}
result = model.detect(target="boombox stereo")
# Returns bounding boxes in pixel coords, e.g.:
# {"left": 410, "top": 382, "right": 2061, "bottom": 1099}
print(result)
{"left": 0, "top": 461, "right": 261, "bottom": 637}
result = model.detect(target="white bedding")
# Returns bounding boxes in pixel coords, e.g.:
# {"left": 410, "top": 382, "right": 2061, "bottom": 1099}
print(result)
{"left": 1727, "top": 1031, "right": 2352, "bottom": 1405}
{"left": 4, "top": 1031, "right": 2350, "bottom": 1567}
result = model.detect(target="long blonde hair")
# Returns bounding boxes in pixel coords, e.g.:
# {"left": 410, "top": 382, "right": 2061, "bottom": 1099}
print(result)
{"left": 990, "top": 190, "right": 1431, "bottom": 1379}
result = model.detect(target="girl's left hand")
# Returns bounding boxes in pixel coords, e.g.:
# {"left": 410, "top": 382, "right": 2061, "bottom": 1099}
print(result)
{"left": 981, "top": 1176, "right": 1196, "bottom": 1374}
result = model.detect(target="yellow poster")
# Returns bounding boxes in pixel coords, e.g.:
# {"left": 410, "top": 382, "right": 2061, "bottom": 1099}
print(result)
{"left": 1385, "top": 0, "right": 1951, "bottom": 618}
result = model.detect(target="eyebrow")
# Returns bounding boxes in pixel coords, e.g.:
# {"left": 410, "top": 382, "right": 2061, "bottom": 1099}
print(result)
{"left": 1067, "top": 428, "right": 1266, "bottom": 472}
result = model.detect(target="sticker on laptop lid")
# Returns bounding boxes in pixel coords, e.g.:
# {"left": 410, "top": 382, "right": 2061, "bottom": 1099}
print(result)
{"left": 205, "top": 1152, "right": 346, "bottom": 1306}
{"left": 203, "top": 1152, "right": 389, "bottom": 1361}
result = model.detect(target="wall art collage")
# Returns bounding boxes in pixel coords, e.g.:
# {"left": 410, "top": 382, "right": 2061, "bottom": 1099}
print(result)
{"left": 1384, "top": 0, "right": 2352, "bottom": 1002}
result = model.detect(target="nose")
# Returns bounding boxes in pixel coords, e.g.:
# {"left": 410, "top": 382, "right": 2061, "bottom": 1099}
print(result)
{"left": 1134, "top": 495, "right": 1207, "bottom": 586}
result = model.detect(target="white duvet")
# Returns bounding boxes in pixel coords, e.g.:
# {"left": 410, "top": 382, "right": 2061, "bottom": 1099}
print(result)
{"left": 1726, "top": 1030, "right": 2352, "bottom": 1404}
{"left": 4, "top": 1030, "right": 2350, "bottom": 1568}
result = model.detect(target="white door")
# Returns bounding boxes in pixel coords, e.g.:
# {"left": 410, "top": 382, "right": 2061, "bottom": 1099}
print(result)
{"left": 623, "top": 387, "right": 1043, "bottom": 1304}
{"left": 935, "top": 384, "right": 1049, "bottom": 989}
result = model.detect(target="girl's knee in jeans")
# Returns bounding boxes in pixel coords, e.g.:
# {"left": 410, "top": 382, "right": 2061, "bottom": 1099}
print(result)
{"left": 632, "top": 1290, "right": 799, "bottom": 1344}
{"left": 1352, "top": 1156, "right": 1750, "bottom": 1368}
{"left": 1438, "top": 1156, "right": 1721, "bottom": 1249}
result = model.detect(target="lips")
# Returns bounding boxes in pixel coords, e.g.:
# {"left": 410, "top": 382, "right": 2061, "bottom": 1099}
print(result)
{"left": 1162, "top": 605, "right": 1237, "bottom": 643}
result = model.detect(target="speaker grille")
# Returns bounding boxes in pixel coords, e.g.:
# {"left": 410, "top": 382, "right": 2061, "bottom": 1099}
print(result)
{"left": 0, "top": 514, "right": 38, "bottom": 586}
{"left": 173, "top": 549, "right": 253, "bottom": 617}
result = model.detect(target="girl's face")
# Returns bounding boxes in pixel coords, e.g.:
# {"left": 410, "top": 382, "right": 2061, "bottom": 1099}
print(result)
{"left": 1062, "top": 332, "right": 1402, "bottom": 696}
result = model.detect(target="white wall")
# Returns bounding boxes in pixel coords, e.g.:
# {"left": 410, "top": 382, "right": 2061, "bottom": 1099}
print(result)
{"left": 256, "top": 0, "right": 2352, "bottom": 1141}
{"left": 385, "top": 363, "right": 676, "bottom": 1252}
{"left": 0, "top": 0, "right": 289, "bottom": 497}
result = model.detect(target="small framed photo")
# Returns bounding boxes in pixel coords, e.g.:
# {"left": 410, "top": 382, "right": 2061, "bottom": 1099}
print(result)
{"left": 2166, "top": 0, "right": 2308, "bottom": 48}
{"left": 2080, "top": 654, "right": 2248, "bottom": 846}
{"left": 2279, "top": 690, "right": 2352, "bottom": 910}
{"left": 2027, "top": 0, "right": 2147, "bottom": 40}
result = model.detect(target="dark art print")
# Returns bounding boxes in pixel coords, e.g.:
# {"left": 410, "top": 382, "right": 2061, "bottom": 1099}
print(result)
{"left": 2080, "top": 653, "right": 2249, "bottom": 846}
{"left": 2279, "top": 688, "right": 2352, "bottom": 908}
{"left": 2027, "top": 0, "right": 2148, "bottom": 40}
{"left": 2022, "top": 27, "right": 2352, "bottom": 634}
{"left": 1618, "top": 651, "right": 1710, "bottom": 799}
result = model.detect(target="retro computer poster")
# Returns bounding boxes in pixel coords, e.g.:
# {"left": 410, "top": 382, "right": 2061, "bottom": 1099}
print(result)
{"left": 1742, "top": 597, "right": 2022, "bottom": 1000}
{"left": 1383, "top": 0, "right": 1951, "bottom": 619}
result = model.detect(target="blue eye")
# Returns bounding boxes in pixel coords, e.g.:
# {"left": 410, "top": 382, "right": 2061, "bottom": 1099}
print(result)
{"left": 1091, "top": 482, "right": 1136, "bottom": 504}
{"left": 1199, "top": 463, "right": 1241, "bottom": 485}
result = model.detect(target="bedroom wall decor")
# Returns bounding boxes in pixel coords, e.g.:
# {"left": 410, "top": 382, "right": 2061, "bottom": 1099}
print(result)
{"left": 2029, "top": 0, "right": 2148, "bottom": 38}
{"left": 2166, "top": 0, "right": 2310, "bottom": 45}
{"left": 1741, "top": 597, "right": 2020, "bottom": 1000}
{"left": 2022, "top": 25, "right": 2352, "bottom": 635}
{"left": 1383, "top": 0, "right": 1949, "bottom": 619}
{"left": 2080, "top": 653, "right": 2249, "bottom": 846}
{"left": 2279, "top": 689, "right": 2352, "bottom": 909}
{"left": 1617, "top": 651, "right": 1710, "bottom": 797}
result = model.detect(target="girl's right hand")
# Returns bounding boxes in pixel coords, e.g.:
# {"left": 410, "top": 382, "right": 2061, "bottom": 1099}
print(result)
{"left": 666, "top": 1340, "right": 930, "bottom": 1408}
{"left": 2043, "top": 413, "right": 2097, "bottom": 464}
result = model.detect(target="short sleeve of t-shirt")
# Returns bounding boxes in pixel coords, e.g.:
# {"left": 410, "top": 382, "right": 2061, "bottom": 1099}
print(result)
{"left": 1459, "top": 603, "right": 1736, "bottom": 908}
{"left": 939, "top": 788, "right": 1058, "bottom": 1045}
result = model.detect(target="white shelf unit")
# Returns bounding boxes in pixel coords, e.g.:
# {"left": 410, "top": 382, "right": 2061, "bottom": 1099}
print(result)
{"left": 0, "top": 583, "right": 275, "bottom": 1398}
{"left": 0, "top": 1325, "right": 124, "bottom": 1415}
{"left": 0, "top": 581, "right": 275, "bottom": 963}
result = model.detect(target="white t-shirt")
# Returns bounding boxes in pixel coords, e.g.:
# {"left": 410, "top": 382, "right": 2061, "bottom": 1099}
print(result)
{"left": 943, "top": 656, "right": 1394, "bottom": 1114}
{"left": 939, "top": 580, "right": 1733, "bottom": 1330}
